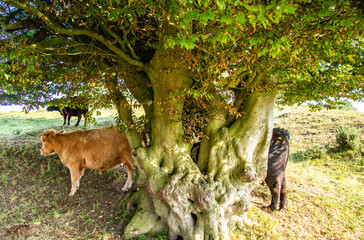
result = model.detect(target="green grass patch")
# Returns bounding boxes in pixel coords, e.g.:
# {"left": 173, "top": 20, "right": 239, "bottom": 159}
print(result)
{"left": 0, "top": 106, "right": 363, "bottom": 239}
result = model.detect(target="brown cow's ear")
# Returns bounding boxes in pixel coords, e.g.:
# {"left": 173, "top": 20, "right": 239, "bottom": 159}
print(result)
{"left": 46, "top": 130, "right": 57, "bottom": 143}
{"left": 48, "top": 129, "right": 57, "bottom": 135}
{"left": 41, "top": 130, "right": 56, "bottom": 138}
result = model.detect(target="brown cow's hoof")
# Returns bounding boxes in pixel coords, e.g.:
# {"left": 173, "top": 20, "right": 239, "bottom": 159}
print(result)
{"left": 68, "top": 192, "right": 75, "bottom": 197}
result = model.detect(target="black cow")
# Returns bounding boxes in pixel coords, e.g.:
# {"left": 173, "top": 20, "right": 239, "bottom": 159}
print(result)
{"left": 46, "top": 105, "right": 88, "bottom": 126}
{"left": 265, "top": 128, "right": 290, "bottom": 211}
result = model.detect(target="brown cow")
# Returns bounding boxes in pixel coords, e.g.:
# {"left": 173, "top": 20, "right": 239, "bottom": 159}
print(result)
{"left": 29, "top": 127, "right": 139, "bottom": 196}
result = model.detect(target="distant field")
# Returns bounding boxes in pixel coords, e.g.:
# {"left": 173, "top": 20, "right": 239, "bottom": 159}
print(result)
{"left": 0, "top": 106, "right": 363, "bottom": 240}
{"left": 0, "top": 109, "right": 118, "bottom": 139}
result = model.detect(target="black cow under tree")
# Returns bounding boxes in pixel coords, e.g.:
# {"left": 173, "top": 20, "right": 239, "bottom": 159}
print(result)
{"left": 0, "top": 1, "right": 363, "bottom": 239}
{"left": 46, "top": 97, "right": 89, "bottom": 126}
{"left": 266, "top": 128, "right": 290, "bottom": 211}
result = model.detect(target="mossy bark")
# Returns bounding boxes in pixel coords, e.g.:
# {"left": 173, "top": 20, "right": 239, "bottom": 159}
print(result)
{"left": 120, "top": 22, "right": 275, "bottom": 240}
{"left": 123, "top": 82, "right": 275, "bottom": 239}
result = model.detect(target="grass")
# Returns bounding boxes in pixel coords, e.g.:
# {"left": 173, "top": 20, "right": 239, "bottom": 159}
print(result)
{"left": 245, "top": 105, "right": 364, "bottom": 240}
{"left": 0, "top": 105, "right": 363, "bottom": 239}
{"left": 0, "top": 109, "right": 133, "bottom": 239}
{"left": 0, "top": 109, "right": 118, "bottom": 139}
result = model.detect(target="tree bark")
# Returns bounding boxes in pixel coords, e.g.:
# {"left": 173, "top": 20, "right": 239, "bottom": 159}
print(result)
{"left": 95, "top": 27, "right": 275, "bottom": 239}
{"left": 124, "top": 71, "right": 275, "bottom": 239}
{"left": 108, "top": 18, "right": 277, "bottom": 240}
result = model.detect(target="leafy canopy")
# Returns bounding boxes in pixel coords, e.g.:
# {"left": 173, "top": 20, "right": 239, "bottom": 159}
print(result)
{"left": 0, "top": 0, "right": 363, "bottom": 125}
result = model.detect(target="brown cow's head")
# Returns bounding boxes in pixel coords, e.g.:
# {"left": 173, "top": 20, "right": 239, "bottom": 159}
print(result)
{"left": 27, "top": 129, "right": 64, "bottom": 155}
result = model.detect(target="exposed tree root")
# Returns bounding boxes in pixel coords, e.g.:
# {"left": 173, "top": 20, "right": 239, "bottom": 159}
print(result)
{"left": 123, "top": 189, "right": 165, "bottom": 239}
{"left": 124, "top": 148, "right": 258, "bottom": 240}
{"left": 123, "top": 90, "right": 275, "bottom": 239}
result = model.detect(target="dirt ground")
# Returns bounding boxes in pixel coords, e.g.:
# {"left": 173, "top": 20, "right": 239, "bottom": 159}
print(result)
{"left": 0, "top": 140, "right": 136, "bottom": 239}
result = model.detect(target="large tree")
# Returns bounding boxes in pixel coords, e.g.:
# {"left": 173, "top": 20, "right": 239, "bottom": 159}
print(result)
{"left": 1, "top": 1, "right": 363, "bottom": 239}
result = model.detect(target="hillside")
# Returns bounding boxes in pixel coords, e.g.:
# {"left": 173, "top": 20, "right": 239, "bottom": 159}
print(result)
{"left": 242, "top": 105, "right": 364, "bottom": 240}
{"left": 0, "top": 105, "right": 363, "bottom": 239}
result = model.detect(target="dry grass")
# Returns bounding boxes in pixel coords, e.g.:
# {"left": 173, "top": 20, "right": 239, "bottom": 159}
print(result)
{"left": 274, "top": 105, "right": 364, "bottom": 151}
{"left": 0, "top": 105, "right": 363, "bottom": 239}
{"left": 239, "top": 105, "right": 364, "bottom": 240}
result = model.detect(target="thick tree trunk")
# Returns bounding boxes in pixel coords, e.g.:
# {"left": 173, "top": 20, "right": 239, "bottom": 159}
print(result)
{"left": 120, "top": 21, "right": 275, "bottom": 240}
{"left": 124, "top": 85, "right": 275, "bottom": 239}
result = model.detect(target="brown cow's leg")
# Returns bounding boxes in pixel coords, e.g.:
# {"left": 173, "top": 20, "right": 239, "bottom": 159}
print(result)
{"left": 69, "top": 167, "right": 84, "bottom": 196}
{"left": 122, "top": 163, "right": 133, "bottom": 191}
{"left": 279, "top": 176, "right": 287, "bottom": 210}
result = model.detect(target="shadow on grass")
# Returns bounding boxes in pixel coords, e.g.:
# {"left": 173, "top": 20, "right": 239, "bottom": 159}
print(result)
{"left": 0, "top": 139, "right": 134, "bottom": 239}
{"left": 290, "top": 152, "right": 308, "bottom": 163}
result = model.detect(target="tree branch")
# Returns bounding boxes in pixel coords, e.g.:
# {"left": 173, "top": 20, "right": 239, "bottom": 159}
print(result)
{"left": 19, "top": 38, "right": 70, "bottom": 54}
{"left": 100, "top": 23, "right": 141, "bottom": 61}
{"left": 16, "top": 38, "right": 116, "bottom": 59}
{"left": 27, "top": 29, "right": 49, "bottom": 44}
{"left": 4, "top": 0, "right": 145, "bottom": 68}
{"left": 99, "top": 60, "right": 144, "bottom": 149}
{"left": 197, "top": 91, "right": 229, "bottom": 171}
{"left": 1, "top": 19, "right": 37, "bottom": 32}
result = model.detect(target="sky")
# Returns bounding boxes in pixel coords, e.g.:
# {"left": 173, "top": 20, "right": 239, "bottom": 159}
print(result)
{"left": 351, "top": 101, "right": 364, "bottom": 113}
{"left": 0, "top": 105, "right": 24, "bottom": 112}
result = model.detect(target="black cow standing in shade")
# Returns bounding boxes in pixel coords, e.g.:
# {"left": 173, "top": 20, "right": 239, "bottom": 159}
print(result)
{"left": 265, "top": 128, "right": 290, "bottom": 211}
{"left": 46, "top": 105, "right": 88, "bottom": 126}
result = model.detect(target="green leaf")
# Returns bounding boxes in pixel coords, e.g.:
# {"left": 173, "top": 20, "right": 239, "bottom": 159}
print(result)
{"left": 221, "top": 34, "right": 228, "bottom": 44}
{"left": 9, "top": 51, "right": 18, "bottom": 60}
{"left": 191, "top": 9, "right": 200, "bottom": 19}
{"left": 108, "top": 11, "right": 118, "bottom": 21}
{"left": 201, "top": 10, "right": 215, "bottom": 22}
{"left": 248, "top": 14, "right": 257, "bottom": 24}
{"left": 284, "top": 5, "right": 297, "bottom": 14}
{"left": 183, "top": 9, "right": 200, "bottom": 24}
{"left": 249, "top": 38, "right": 258, "bottom": 46}
{"left": 86, "top": 8, "right": 96, "bottom": 17}
{"left": 237, "top": 12, "right": 247, "bottom": 25}
{"left": 26, "top": 64, "right": 36, "bottom": 72}
{"left": 347, "top": 55, "right": 355, "bottom": 63}
{"left": 257, "top": 14, "right": 266, "bottom": 23}
{"left": 216, "top": 0, "right": 226, "bottom": 10}
{"left": 258, "top": 47, "right": 269, "bottom": 57}
{"left": 318, "top": 8, "right": 331, "bottom": 18}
